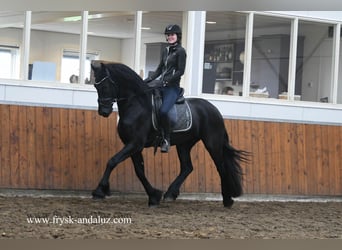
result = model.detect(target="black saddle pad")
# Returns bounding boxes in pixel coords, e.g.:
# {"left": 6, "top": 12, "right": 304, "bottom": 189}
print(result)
{"left": 151, "top": 95, "right": 192, "bottom": 133}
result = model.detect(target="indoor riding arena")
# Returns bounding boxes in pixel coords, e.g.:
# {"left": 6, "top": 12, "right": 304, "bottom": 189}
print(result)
{"left": 0, "top": 10, "right": 342, "bottom": 239}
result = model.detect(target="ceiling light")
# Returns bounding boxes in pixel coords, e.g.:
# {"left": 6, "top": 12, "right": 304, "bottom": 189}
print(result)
{"left": 64, "top": 16, "right": 82, "bottom": 22}
{"left": 206, "top": 21, "right": 217, "bottom": 24}
{"left": 141, "top": 27, "right": 151, "bottom": 30}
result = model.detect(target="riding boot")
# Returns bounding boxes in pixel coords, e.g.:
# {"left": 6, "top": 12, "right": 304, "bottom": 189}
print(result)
{"left": 160, "top": 116, "right": 171, "bottom": 153}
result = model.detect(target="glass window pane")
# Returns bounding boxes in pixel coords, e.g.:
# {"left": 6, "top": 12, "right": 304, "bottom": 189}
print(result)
{"left": 30, "top": 11, "right": 81, "bottom": 82}
{"left": 61, "top": 50, "right": 98, "bottom": 83}
{"left": 203, "top": 11, "right": 247, "bottom": 95}
{"left": 251, "top": 15, "right": 292, "bottom": 99}
{"left": 87, "top": 11, "right": 134, "bottom": 71}
{"left": 298, "top": 21, "right": 334, "bottom": 103}
{"left": 0, "top": 11, "right": 23, "bottom": 79}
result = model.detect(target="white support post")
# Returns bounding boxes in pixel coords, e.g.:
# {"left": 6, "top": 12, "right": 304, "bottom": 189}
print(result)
{"left": 134, "top": 11, "right": 142, "bottom": 74}
{"left": 331, "top": 23, "right": 340, "bottom": 104}
{"left": 21, "top": 11, "right": 31, "bottom": 80}
{"left": 184, "top": 11, "right": 206, "bottom": 96}
{"left": 288, "top": 18, "right": 298, "bottom": 101}
{"left": 79, "top": 11, "right": 88, "bottom": 84}
{"left": 242, "top": 12, "right": 254, "bottom": 97}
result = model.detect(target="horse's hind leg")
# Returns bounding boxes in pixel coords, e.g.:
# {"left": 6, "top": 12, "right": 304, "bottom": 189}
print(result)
{"left": 164, "top": 144, "right": 194, "bottom": 201}
{"left": 131, "top": 152, "right": 163, "bottom": 207}
{"left": 203, "top": 134, "right": 242, "bottom": 208}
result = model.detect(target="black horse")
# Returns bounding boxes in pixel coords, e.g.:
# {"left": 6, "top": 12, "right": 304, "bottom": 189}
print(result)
{"left": 91, "top": 61, "right": 247, "bottom": 208}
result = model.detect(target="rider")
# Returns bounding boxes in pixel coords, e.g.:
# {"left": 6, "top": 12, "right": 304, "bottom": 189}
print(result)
{"left": 144, "top": 24, "right": 187, "bottom": 153}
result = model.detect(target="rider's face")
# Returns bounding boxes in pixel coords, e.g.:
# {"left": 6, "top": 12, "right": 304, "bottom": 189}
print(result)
{"left": 166, "top": 33, "right": 177, "bottom": 44}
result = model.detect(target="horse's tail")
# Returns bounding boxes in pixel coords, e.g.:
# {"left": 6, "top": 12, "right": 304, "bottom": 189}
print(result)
{"left": 221, "top": 133, "right": 249, "bottom": 198}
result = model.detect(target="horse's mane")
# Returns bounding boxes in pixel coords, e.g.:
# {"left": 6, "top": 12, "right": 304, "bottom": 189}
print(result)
{"left": 106, "top": 63, "right": 146, "bottom": 88}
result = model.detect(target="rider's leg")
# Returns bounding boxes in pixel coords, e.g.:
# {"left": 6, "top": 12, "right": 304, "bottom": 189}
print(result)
{"left": 159, "top": 86, "right": 179, "bottom": 153}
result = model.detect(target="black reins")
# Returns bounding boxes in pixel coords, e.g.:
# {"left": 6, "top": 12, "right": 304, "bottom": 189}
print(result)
{"left": 95, "top": 68, "right": 156, "bottom": 105}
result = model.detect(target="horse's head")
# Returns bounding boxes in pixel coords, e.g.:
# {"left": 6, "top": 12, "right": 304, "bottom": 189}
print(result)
{"left": 91, "top": 61, "right": 118, "bottom": 117}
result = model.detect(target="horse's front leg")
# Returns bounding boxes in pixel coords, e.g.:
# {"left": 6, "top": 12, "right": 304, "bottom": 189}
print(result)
{"left": 92, "top": 143, "right": 136, "bottom": 199}
{"left": 131, "top": 152, "right": 163, "bottom": 207}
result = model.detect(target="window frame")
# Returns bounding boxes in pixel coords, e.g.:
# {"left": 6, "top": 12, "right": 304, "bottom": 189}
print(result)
{"left": 0, "top": 10, "right": 341, "bottom": 108}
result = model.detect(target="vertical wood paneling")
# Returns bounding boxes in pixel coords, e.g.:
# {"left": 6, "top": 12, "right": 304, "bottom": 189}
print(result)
{"left": 9, "top": 106, "right": 19, "bottom": 188}
{"left": 76, "top": 110, "right": 86, "bottom": 189}
{"left": 59, "top": 108, "right": 71, "bottom": 189}
{"left": 18, "top": 106, "right": 28, "bottom": 188}
{"left": 26, "top": 106, "right": 36, "bottom": 188}
{"left": 34, "top": 107, "right": 43, "bottom": 189}
{"left": 295, "top": 123, "right": 306, "bottom": 194}
{"left": 0, "top": 104, "right": 341, "bottom": 196}
{"left": 320, "top": 125, "right": 330, "bottom": 195}
{"left": 305, "top": 124, "right": 317, "bottom": 195}
{"left": 1, "top": 105, "right": 10, "bottom": 188}
{"left": 51, "top": 108, "right": 61, "bottom": 189}
{"left": 68, "top": 109, "right": 77, "bottom": 189}
{"left": 250, "top": 120, "right": 260, "bottom": 193}
{"left": 83, "top": 110, "right": 93, "bottom": 190}
{"left": 271, "top": 121, "right": 281, "bottom": 194}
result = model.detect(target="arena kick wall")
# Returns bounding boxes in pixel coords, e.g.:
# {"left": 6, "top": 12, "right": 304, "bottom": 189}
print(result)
{"left": 0, "top": 103, "right": 341, "bottom": 196}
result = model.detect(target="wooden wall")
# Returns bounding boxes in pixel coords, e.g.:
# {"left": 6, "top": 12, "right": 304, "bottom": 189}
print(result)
{"left": 0, "top": 104, "right": 341, "bottom": 196}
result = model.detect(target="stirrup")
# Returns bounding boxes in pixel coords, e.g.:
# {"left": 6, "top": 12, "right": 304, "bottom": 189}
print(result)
{"left": 160, "top": 138, "right": 170, "bottom": 153}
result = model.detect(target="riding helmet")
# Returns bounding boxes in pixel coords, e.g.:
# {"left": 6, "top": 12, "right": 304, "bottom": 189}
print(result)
{"left": 164, "top": 24, "right": 182, "bottom": 42}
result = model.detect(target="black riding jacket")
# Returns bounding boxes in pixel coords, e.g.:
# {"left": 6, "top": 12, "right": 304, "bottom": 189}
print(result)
{"left": 148, "top": 43, "right": 186, "bottom": 87}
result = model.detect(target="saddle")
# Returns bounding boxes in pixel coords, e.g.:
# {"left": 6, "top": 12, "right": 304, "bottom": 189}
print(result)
{"left": 151, "top": 88, "right": 192, "bottom": 133}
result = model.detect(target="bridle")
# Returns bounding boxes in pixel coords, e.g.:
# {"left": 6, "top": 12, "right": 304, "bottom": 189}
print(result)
{"left": 94, "top": 68, "right": 121, "bottom": 106}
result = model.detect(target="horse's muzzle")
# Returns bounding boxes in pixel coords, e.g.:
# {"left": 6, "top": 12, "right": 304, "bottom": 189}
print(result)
{"left": 98, "top": 107, "right": 112, "bottom": 117}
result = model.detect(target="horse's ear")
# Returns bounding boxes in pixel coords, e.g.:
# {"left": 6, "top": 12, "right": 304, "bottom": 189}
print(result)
{"left": 100, "top": 62, "right": 107, "bottom": 72}
{"left": 91, "top": 60, "right": 101, "bottom": 72}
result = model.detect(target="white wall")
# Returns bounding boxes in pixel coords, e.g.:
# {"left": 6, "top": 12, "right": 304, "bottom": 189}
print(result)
{"left": 0, "top": 28, "right": 23, "bottom": 46}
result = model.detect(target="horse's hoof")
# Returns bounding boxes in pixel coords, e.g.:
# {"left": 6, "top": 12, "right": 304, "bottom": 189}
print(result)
{"left": 148, "top": 189, "right": 163, "bottom": 207}
{"left": 92, "top": 183, "right": 110, "bottom": 199}
{"left": 163, "top": 190, "right": 179, "bottom": 202}
{"left": 92, "top": 191, "right": 105, "bottom": 199}
{"left": 148, "top": 204, "right": 159, "bottom": 208}
{"left": 163, "top": 196, "right": 175, "bottom": 202}
{"left": 223, "top": 198, "right": 234, "bottom": 208}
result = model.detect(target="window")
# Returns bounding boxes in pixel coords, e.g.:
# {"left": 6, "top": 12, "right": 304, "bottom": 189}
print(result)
{"left": 297, "top": 21, "right": 335, "bottom": 103}
{"left": 0, "top": 11, "right": 23, "bottom": 80}
{"left": 203, "top": 11, "right": 247, "bottom": 95}
{"left": 61, "top": 50, "right": 98, "bottom": 83}
{"left": 250, "top": 15, "right": 292, "bottom": 99}
{"left": 30, "top": 11, "right": 82, "bottom": 82}
{"left": 0, "top": 46, "right": 20, "bottom": 79}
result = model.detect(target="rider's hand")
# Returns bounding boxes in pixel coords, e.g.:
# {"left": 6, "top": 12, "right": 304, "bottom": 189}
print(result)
{"left": 143, "top": 77, "right": 152, "bottom": 84}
